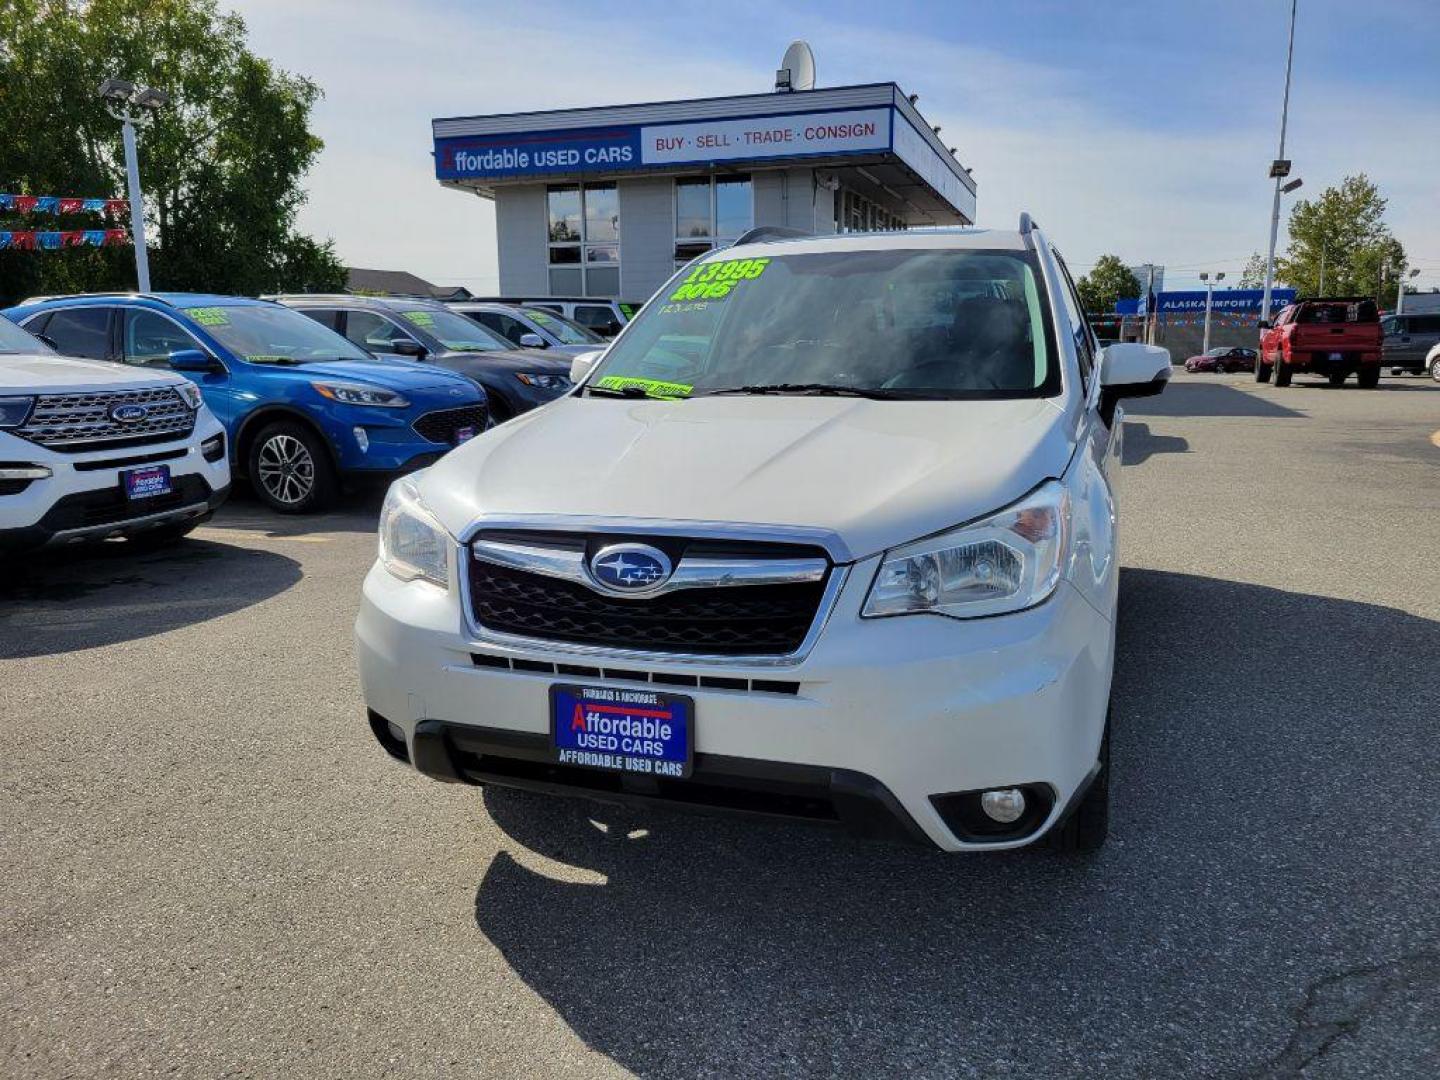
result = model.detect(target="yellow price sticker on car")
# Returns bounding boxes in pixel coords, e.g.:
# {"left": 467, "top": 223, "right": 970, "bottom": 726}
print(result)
{"left": 187, "top": 307, "right": 230, "bottom": 326}
{"left": 595, "top": 375, "right": 693, "bottom": 398}
{"left": 668, "top": 257, "right": 770, "bottom": 302}
{"left": 402, "top": 311, "right": 436, "bottom": 328}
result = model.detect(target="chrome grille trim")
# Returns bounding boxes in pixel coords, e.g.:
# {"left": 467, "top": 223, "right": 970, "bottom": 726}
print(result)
{"left": 15, "top": 387, "right": 195, "bottom": 451}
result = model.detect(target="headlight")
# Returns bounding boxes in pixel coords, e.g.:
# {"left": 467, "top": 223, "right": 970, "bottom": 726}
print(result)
{"left": 514, "top": 372, "right": 572, "bottom": 391}
{"left": 312, "top": 381, "right": 411, "bottom": 408}
{"left": 378, "top": 477, "right": 450, "bottom": 588}
{"left": 172, "top": 382, "right": 204, "bottom": 410}
{"left": 862, "top": 480, "right": 1070, "bottom": 620}
{"left": 0, "top": 396, "right": 35, "bottom": 427}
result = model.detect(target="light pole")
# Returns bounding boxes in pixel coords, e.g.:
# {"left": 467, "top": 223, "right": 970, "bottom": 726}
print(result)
{"left": 98, "top": 78, "right": 169, "bottom": 292}
{"left": 1200, "top": 271, "right": 1227, "bottom": 355}
{"left": 1396, "top": 268, "right": 1420, "bottom": 315}
{"left": 1260, "top": 0, "right": 1299, "bottom": 330}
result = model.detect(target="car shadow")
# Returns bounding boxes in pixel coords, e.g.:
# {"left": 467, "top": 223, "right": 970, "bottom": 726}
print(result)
{"left": 1126, "top": 380, "right": 1304, "bottom": 419}
{"left": 1122, "top": 421, "right": 1189, "bottom": 465}
{"left": 0, "top": 536, "right": 302, "bottom": 659}
{"left": 198, "top": 485, "right": 387, "bottom": 538}
{"left": 469, "top": 570, "right": 1440, "bottom": 1077}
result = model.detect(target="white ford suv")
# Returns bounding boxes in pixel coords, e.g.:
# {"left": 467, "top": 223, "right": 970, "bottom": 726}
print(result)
{"left": 355, "top": 219, "right": 1170, "bottom": 852}
{"left": 0, "top": 317, "right": 230, "bottom": 553}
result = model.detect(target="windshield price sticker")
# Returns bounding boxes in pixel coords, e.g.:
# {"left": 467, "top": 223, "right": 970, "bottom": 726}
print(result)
{"left": 402, "top": 311, "right": 436, "bottom": 328}
{"left": 186, "top": 307, "right": 230, "bottom": 326}
{"left": 668, "top": 257, "right": 770, "bottom": 302}
{"left": 595, "top": 375, "right": 694, "bottom": 398}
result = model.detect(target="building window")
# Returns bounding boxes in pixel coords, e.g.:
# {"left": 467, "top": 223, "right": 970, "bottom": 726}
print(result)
{"left": 548, "top": 183, "right": 619, "bottom": 296}
{"left": 674, "top": 175, "right": 752, "bottom": 266}
{"left": 836, "top": 189, "right": 906, "bottom": 234}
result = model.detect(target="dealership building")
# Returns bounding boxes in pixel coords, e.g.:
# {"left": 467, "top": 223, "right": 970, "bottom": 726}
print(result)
{"left": 431, "top": 82, "right": 976, "bottom": 302}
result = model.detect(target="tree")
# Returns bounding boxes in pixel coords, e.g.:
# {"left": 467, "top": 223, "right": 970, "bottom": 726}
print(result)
{"left": 1075, "top": 255, "right": 1142, "bottom": 314}
{"left": 1238, "top": 252, "right": 1274, "bottom": 289}
{"left": 0, "top": 0, "right": 344, "bottom": 303}
{"left": 1275, "top": 175, "right": 1407, "bottom": 305}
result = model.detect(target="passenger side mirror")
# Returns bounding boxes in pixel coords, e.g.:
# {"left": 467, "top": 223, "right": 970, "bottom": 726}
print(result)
{"left": 1098, "top": 343, "right": 1171, "bottom": 425}
{"left": 168, "top": 348, "right": 222, "bottom": 373}
{"left": 518, "top": 333, "right": 547, "bottom": 349}
{"left": 390, "top": 338, "right": 427, "bottom": 358}
{"left": 570, "top": 350, "right": 603, "bottom": 384}
{"left": 1257, "top": 319, "right": 1272, "bottom": 330}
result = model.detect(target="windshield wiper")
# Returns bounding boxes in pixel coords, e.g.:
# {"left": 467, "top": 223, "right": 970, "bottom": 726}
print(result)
{"left": 245, "top": 355, "right": 305, "bottom": 366}
{"left": 584, "top": 383, "right": 658, "bottom": 399}
{"left": 697, "top": 383, "right": 900, "bottom": 400}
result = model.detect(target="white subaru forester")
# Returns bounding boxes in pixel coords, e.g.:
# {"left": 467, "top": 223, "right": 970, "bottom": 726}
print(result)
{"left": 356, "top": 218, "right": 1170, "bottom": 853}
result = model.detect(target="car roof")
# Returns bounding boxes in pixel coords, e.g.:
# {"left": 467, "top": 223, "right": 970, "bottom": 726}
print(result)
{"left": 267, "top": 293, "right": 448, "bottom": 310}
{"left": 718, "top": 227, "right": 1026, "bottom": 260}
{"left": 14, "top": 291, "right": 273, "bottom": 310}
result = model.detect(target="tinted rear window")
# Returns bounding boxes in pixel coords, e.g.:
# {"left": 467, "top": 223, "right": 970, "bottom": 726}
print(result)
{"left": 1297, "top": 301, "right": 1379, "bottom": 324}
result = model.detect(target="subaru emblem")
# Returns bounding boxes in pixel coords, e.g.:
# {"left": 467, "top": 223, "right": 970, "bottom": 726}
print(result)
{"left": 110, "top": 403, "right": 150, "bottom": 424}
{"left": 588, "top": 543, "right": 673, "bottom": 593}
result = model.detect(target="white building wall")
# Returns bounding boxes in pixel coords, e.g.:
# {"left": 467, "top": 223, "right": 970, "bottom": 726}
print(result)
{"left": 618, "top": 178, "right": 675, "bottom": 302}
{"left": 494, "top": 186, "right": 549, "bottom": 295}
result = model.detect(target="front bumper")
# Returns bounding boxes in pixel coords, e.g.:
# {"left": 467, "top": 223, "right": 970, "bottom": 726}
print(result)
{"left": 0, "top": 417, "right": 231, "bottom": 553}
{"left": 356, "top": 552, "right": 1115, "bottom": 852}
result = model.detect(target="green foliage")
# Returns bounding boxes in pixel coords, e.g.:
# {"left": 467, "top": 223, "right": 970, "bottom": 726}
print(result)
{"left": 0, "top": 0, "right": 344, "bottom": 303}
{"left": 1075, "top": 255, "right": 1141, "bottom": 314}
{"left": 1238, "top": 252, "right": 1272, "bottom": 289}
{"left": 1276, "top": 175, "right": 1406, "bottom": 304}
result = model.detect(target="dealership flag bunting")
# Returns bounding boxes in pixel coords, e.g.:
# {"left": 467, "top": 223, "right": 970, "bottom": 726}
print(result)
{"left": 0, "top": 229, "right": 130, "bottom": 250}
{"left": 0, "top": 193, "right": 129, "bottom": 216}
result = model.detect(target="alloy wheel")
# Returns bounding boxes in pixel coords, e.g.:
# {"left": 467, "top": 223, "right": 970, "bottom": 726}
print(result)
{"left": 256, "top": 433, "right": 315, "bottom": 506}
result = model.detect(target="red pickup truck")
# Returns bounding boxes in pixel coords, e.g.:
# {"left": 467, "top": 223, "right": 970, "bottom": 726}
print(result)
{"left": 1257, "top": 298, "right": 1383, "bottom": 387}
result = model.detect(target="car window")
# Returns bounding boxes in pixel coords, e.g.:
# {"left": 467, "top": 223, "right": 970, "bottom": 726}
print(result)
{"left": 590, "top": 248, "right": 1057, "bottom": 400}
{"left": 178, "top": 303, "right": 375, "bottom": 364}
{"left": 468, "top": 310, "right": 528, "bottom": 345}
{"left": 524, "top": 307, "right": 603, "bottom": 344}
{"left": 1052, "top": 252, "right": 1094, "bottom": 390}
{"left": 38, "top": 307, "right": 110, "bottom": 360}
{"left": 1414, "top": 315, "right": 1440, "bottom": 335}
{"left": 296, "top": 308, "right": 341, "bottom": 331}
{"left": 124, "top": 309, "right": 203, "bottom": 367}
{"left": 389, "top": 306, "right": 512, "bottom": 352}
{"left": 345, "top": 310, "right": 413, "bottom": 351}
{"left": 573, "top": 305, "right": 617, "bottom": 331}
{"left": 0, "top": 314, "right": 54, "bottom": 353}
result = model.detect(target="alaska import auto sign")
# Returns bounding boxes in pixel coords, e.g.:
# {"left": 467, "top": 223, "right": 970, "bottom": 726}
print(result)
{"left": 434, "top": 107, "right": 893, "bottom": 180}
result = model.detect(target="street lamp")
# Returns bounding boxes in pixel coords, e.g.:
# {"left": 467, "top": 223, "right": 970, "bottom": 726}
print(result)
{"left": 1259, "top": 0, "right": 1299, "bottom": 338}
{"left": 1200, "top": 271, "right": 1227, "bottom": 355}
{"left": 1396, "top": 268, "right": 1421, "bottom": 316}
{"left": 98, "top": 77, "right": 170, "bottom": 292}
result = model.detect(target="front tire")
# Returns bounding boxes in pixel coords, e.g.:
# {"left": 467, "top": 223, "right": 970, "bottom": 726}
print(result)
{"left": 1357, "top": 366, "right": 1380, "bottom": 389}
{"left": 1256, "top": 361, "right": 1273, "bottom": 384}
{"left": 1049, "top": 715, "right": 1110, "bottom": 853}
{"left": 1274, "top": 361, "right": 1292, "bottom": 387}
{"left": 1431, "top": 357, "right": 1440, "bottom": 384}
{"left": 248, "top": 421, "right": 337, "bottom": 514}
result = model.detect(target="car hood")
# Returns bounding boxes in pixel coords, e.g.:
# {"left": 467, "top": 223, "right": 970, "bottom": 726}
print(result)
{"left": 0, "top": 351, "right": 185, "bottom": 392}
{"left": 290, "top": 358, "right": 472, "bottom": 392}
{"left": 438, "top": 348, "right": 573, "bottom": 375}
{"left": 417, "top": 394, "right": 1076, "bottom": 560}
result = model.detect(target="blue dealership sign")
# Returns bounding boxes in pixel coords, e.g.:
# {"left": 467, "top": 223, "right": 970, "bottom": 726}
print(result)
{"left": 435, "top": 126, "right": 642, "bottom": 180}
{"left": 1145, "top": 288, "right": 1295, "bottom": 315}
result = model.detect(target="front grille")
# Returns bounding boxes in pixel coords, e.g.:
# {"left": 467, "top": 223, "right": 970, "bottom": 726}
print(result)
{"left": 413, "top": 405, "right": 487, "bottom": 445}
{"left": 37, "top": 474, "right": 213, "bottom": 532}
{"left": 468, "top": 556, "right": 829, "bottom": 656}
{"left": 16, "top": 387, "right": 195, "bottom": 453}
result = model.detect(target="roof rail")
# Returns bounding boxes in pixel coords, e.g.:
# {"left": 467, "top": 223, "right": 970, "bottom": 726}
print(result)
{"left": 17, "top": 290, "right": 173, "bottom": 307}
{"left": 732, "top": 225, "right": 812, "bottom": 247}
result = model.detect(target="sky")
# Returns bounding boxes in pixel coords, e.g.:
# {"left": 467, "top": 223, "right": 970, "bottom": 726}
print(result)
{"left": 228, "top": 0, "right": 1440, "bottom": 295}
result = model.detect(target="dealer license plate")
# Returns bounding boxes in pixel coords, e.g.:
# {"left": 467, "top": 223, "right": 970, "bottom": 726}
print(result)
{"left": 454, "top": 425, "right": 477, "bottom": 444}
{"left": 123, "top": 464, "right": 172, "bottom": 499}
{"left": 1328, "top": 352, "right": 1344, "bottom": 363}
{"left": 550, "top": 683, "right": 693, "bottom": 779}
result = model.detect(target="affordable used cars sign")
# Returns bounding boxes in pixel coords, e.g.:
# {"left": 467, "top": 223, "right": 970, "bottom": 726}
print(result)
{"left": 435, "top": 107, "right": 893, "bottom": 180}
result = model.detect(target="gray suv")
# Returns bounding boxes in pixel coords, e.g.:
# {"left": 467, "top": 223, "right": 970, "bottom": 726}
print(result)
{"left": 1382, "top": 312, "right": 1440, "bottom": 379}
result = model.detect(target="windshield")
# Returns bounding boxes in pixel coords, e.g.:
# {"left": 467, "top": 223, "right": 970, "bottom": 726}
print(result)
{"left": 523, "top": 307, "right": 604, "bottom": 345}
{"left": 180, "top": 304, "right": 375, "bottom": 364}
{"left": 588, "top": 248, "right": 1057, "bottom": 400}
{"left": 0, "top": 315, "right": 52, "bottom": 354}
{"left": 394, "top": 306, "right": 512, "bottom": 352}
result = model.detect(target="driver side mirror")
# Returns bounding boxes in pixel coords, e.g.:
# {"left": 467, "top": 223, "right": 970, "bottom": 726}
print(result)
{"left": 518, "top": 333, "right": 547, "bottom": 349}
{"left": 1098, "top": 343, "right": 1171, "bottom": 425}
{"left": 389, "top": 338, "right": 427, "bottom": 359}
{"left": 570, "top": 350, "right": 603, "bottom": 384}
{"left": 168, "top": 348, "right": 223, "bottom": 373}
{"left": 1257, "top": 320, "right": 1272, "bottom": 330}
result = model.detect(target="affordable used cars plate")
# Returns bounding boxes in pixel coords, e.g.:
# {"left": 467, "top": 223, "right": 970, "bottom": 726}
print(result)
{"left": 550, "top": 683, "right": 692, "bottom": 778}
{"left": 123, "top": 464, "right": 172, "bottom": 499}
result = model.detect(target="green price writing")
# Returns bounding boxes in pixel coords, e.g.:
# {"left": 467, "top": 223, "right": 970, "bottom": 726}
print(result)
{"left": 668, "top": 257, "right": 770, "bottom": 302}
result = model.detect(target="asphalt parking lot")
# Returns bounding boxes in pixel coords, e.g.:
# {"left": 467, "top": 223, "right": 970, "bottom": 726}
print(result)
{"left": 3, "top": 370, "right": 1439, "bottom": 1079}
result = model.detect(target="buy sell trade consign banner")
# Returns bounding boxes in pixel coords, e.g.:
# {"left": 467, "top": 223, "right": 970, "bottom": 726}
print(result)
{"left": 435, "top": 106, "right": 894, "bottom": 180}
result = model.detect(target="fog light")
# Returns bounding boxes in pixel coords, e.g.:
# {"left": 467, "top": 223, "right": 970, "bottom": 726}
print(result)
{"left": 353, "top": 426, "right": 369, "bottom": 453}
{"left": 201, "top": 433, "right": 225, "bottom": 463}
{"left": 386, "top": 720, "right": 406, "bottom": 744}
{"left": 980, "top": 788, "right": 1026, "bottom": 824}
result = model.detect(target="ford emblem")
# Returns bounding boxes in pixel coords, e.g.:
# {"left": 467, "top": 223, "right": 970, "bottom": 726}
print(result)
{"left": 589, "top": 543, "right": 673, "bottom": 592}
{"left": 110, "top": 403, "right": 150, "bottom": 424}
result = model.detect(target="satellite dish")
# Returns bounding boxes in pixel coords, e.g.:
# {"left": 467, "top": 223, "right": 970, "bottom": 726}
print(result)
{"left": 777, "top": 40, "right": 816, "bottom": 92}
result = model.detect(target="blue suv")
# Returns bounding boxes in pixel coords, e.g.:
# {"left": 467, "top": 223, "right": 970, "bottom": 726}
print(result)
{"left": 4, "top": 294, "right": 487, "bottom": 513}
